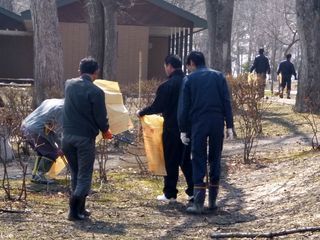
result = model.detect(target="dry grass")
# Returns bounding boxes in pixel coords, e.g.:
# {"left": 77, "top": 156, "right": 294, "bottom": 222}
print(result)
{"left": 0, "top": 98, "right": 320, "bottom": 239}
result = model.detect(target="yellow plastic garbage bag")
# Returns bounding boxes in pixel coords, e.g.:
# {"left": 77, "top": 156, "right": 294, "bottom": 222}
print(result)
{"left": 46, "top": 156, "right": 67, "bottom": 178}
{"left": 141, "top": 115, "right": 166, "bottom": 176}
{"left": 94, "top": 80, "right": 133, "bottom": 142}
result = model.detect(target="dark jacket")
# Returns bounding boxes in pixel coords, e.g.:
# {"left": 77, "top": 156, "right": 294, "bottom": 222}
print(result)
{"left": 178, "top": 66, "right": 234, "bottom": 133}
{"left": 63, "top": 74, "right": 109, "bottom": 138}
{"left": 139, "top": 69, "right": 184, "bottom": 130}
{"left": 250, "top": 54, "right": 271, "bottom": 74}
{"left": 277, "top": 60, "right": 297, "bottom": 80}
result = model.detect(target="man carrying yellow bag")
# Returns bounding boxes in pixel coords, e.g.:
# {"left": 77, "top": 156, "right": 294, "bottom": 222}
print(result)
{"left": 137, "top": 55, "right": 193, "bottom": 203}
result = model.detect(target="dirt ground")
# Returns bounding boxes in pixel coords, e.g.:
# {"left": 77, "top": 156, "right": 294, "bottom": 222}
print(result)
{"left": 1, "top": 102, "right": 320, "bottom": 239}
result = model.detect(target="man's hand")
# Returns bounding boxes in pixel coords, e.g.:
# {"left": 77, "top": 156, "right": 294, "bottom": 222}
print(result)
{"left": 102, "top": 130, "right": 113, "bottom": 140}
{"left": 226, "top": 128, "right": 234, "bottom": 140}
{"left": 180, "top": 132, "right": 190, "bottom": 145}
{"left": 57, "top": 149, "right": 64, "bottom": 157}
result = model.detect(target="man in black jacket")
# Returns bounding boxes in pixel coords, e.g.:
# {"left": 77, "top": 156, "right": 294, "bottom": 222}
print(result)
{"left": 137, "top": 54, "right": 193, "bottom": 203}
{"left": 179, "top": 51, "right": 234, "bottom": 214}
{"left": 62, "top": 57, "right": 112, "bottom": 221}
{"left": 250, "top": 48, "right": 271, "bottom": 98}
{"left": 277, "top": 53, "right": 297, "bottom": 99}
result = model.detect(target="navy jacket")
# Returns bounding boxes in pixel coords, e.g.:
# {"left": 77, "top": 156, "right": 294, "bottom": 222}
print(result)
{"left": 139, "top": 69, "right": 184, "bottom": 131}
{"left": 63, "top": 74, "right": 109, "bottom": 138}
{"left": 277, "top": 60, "right": 297, "bottom": 80}
{"left": 250, "top": 54, "right": 271, "bottom": 74}
{"left": 178, "top": 67, "right": 234, "bottom": 133}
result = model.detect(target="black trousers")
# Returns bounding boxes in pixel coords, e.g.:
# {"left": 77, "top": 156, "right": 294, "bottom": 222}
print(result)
{"left": 281, "top": 76, "right": 292, "bottom": 91}
{"left": 162, "top": 128, "right": 193, "bottom": 199}
{"left": 191, "top": 115, "right": 224, "bottom": 188}
{"left": 62, "top": 133, "right": 96, "bottom": 198}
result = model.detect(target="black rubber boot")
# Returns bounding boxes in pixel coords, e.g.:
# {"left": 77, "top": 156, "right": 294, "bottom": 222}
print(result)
{"left": 68, "top": 196, "right": 85, "bottom": 221}
{"left": 208, "top": 184, "right": 219, "bottom": 211}
{"left": 79, "top": 196, "right": 91, "bottom": 217}
{"left": 186, "top": 187, "right": 206, "bottom": 214}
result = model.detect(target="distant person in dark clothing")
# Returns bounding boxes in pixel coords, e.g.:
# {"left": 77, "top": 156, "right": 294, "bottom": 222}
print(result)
{"left": 250, "top": 48, "right": 271, "bottom": 98}
{"left": 62, "top": 57, "right": 112, "bottom": 221}
{"left": 137, "top": 54, "right": 194, "bottom": 203}
{"left": 277, "top": 53, "right": 297, "bottom": 99}
{"left": 178, "top": 51, "right": 234, "bottom": 214}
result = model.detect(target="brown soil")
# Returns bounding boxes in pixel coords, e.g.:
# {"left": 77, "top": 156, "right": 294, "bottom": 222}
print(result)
{"left": 1, "top": 103, "right": 320, "bottom": 239}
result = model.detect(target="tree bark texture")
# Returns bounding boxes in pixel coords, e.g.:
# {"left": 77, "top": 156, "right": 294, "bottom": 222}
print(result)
{"left": 82, "top": 0, "right": 105, "bottom": 78}
{"left": 101, "top": 0, "right": 118, "bottom": 80}
{"left": 206, "top": 0, "right": 234, "bottom": 74}
{"left": 295, "top": 0, "right": 320, "bottom": 113}
{"left": 30, "top": 0, "right": 64, "bottom": 106}
{"left": 0, "top": 0, "right": 13, "bottom": 11}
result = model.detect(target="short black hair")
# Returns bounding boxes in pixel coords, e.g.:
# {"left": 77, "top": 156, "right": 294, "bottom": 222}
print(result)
{"left": 79, "top": 57, "right": 99, "bottom": 74}
{"left": 186, "top": 51, "right": 206, "bottom": 67}
{"left": 259, "top": 48, "right": 264, "bottom": 54}
{"left": 164, "top": 54, "right": 182, "bottom": 69}
{"left": 286, "top": 53, "right": 292, "bottom": 59}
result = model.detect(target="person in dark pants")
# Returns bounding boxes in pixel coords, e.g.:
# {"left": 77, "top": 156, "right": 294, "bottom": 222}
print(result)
{"left": 178, "top": 51, "right": 234, "bottom": 214}
{"left": 250, "top": 48, "right": 271, "bottom": 98}
{"left": 21, "top": 98, "right": 64, "bottom": 184}
{"left": 277, "top": 53, "right": 297, "bottom": 99}
{"left": 137, "top": 54, "right": 194, "bottom": 203}
{"left": 62, "top": 57, "right": 112, "bottom": 221}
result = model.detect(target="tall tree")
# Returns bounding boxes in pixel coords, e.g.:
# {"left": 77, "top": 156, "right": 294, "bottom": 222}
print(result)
{"left": 295, "top": 0, "right": 320, "bottom": 113}
{"left": 206, "top": 0, "right": 234, "bottom": 74}
{"left": 0, "top": 0, "right": 13, "bottom": 11}
{"left": 101, "top": 0, "right": 119, "bottom": 80}
{"left": 82, "top": 0, "right": 105, "bottom": 78}
{"left": 83, "top": 0, "right": 132, "bottom": 80}
{"left": 30, "top": 0, "right": 64, "bottom": 106}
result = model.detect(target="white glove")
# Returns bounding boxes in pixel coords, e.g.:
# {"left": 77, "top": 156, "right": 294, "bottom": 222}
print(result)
{"left": 180, "top": 132, "right": 190, "bottom": 145}
{"left": 226, "top": 128, "right": 234, "bottom": 140}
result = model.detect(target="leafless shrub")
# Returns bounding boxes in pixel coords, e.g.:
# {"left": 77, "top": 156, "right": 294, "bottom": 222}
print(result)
{"left": 95, "top": 139, "right": 109, "bottom": 183}
{"left": 227, "top": 74, "right": 269, "bottom": 164}
{"left": 121, "top": 78, "right": 162, "bottom": 114}
{"left": 0, "top": 86, "right": 33, "bottom": 201}
{"left": 298, "top": 97, "right": 320, "bottom": 150}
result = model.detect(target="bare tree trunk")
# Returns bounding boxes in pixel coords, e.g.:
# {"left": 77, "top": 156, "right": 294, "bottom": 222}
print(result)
{"left": 0, "top": 0, "right": 13, "bottom": 11}
{"left": 206, "top": 0, "right": 234, "bottom": 74}
{"left": 295, "top": 0, "right": 320, "bottom": 113}
{"left": 101, "top": 0, "right": 118, "bottom": 80}
{"left": 270, "top": 37, "right": 278, "bottom": 94}
{"left": 248, "top": 7, "right": 255, "bottom": 64}
{"left": 82, "top": 0, "right": 105, "bottom": 78}
{"left": 30, "top": 0, "right": 64, "bottom": 106}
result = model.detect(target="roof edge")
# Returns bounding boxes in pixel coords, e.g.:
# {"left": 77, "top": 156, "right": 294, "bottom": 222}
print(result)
{"left": 0, "top": 6, "right": 24, "bottom": 23}
{"left": 146, "top": 0, "right": 207, "bottom": 28}
{"left": 20, "top": 0, "right": 208, "bottom": 29}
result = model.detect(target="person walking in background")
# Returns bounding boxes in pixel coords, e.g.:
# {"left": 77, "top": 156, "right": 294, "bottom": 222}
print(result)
{"left": 277, "top": 53, "right": 297, "bottom": 99}
{"left": 137, "top": 54, "right": 194, "bottom": 203}
{"left": 62, "top": 57, "right": 112, "bottom": 221}
{"left": 250, "top": 48, "right": 271, "bottom": 98}
{"left": 21, "top": 98, "right": 64, "bottom": 184}
{"left": 179, "top": 51, "right": 234, "bottom": 214}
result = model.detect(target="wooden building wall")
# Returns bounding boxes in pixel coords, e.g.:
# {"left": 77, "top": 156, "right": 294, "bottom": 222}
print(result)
{"left": 0, "top": 35, "right": 33, "bottom": 78}
{"left": 148, "top": 36, "right": 168, "bottom": 80}
{"left": 117, "top": 25, "right": 149, "bottom": 85}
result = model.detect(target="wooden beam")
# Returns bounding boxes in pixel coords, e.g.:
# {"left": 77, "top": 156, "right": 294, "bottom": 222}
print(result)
{"left": 0, "top": 30, "right": 32, "bottom": 37}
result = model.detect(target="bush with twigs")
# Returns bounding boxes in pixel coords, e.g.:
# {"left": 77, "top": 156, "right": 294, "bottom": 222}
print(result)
{"left": 227, "top": 74, "right": 269, "bottom": 164}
